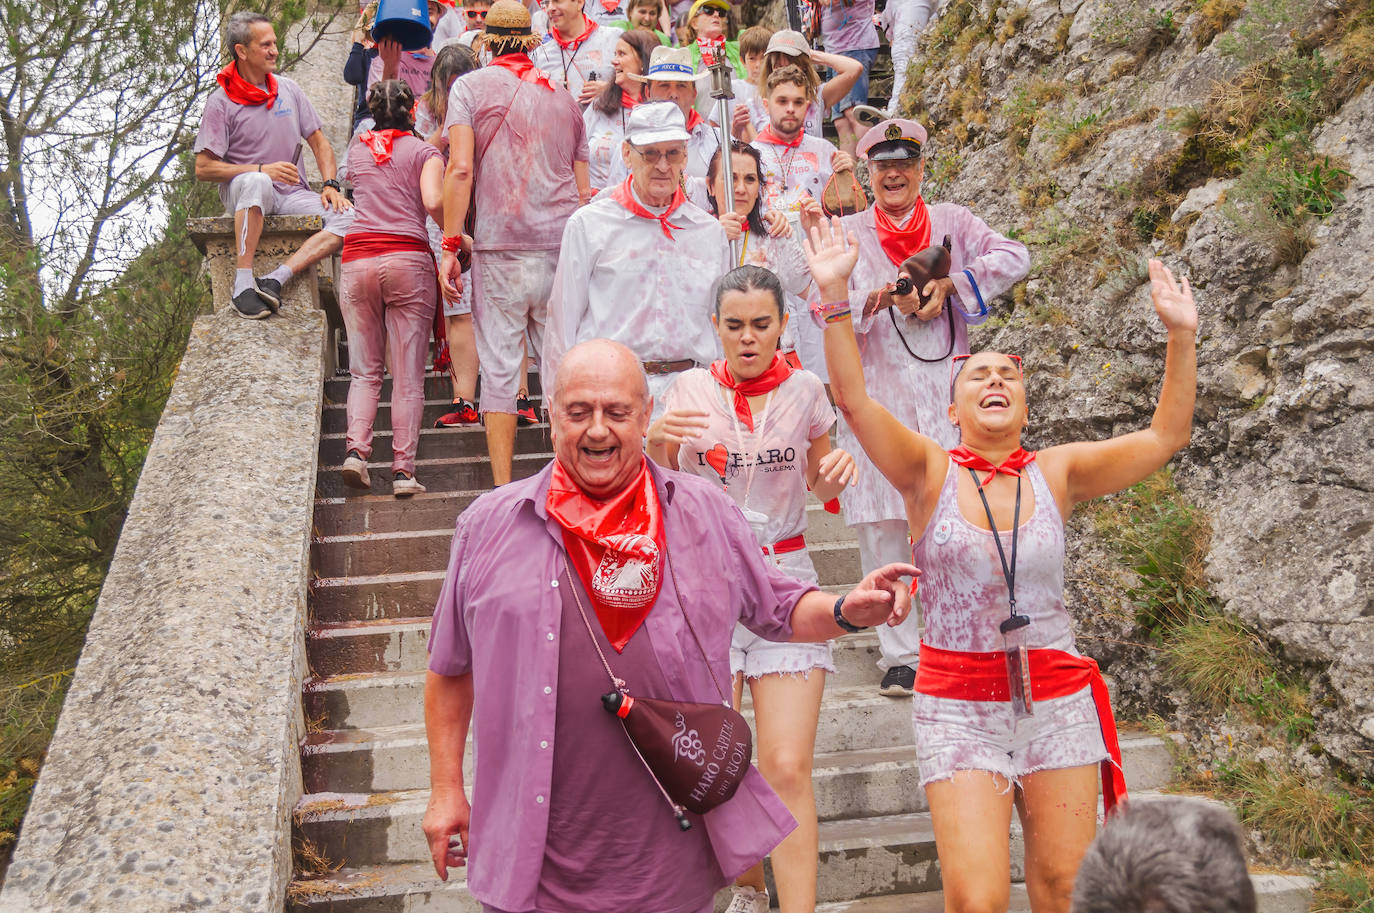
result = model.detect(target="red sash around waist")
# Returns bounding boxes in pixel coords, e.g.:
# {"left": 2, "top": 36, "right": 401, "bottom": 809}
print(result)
{"left": 915, "top": 642, "right": 1128, "bottom": 816}
{"left": 762, "top": 534, "right": 806, "bottom": 556}
{"left": 341, "top": 231, "right": 434, "bottom": 263}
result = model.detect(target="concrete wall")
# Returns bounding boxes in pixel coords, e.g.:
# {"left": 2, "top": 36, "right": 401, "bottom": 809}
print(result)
{"left": 0, "top": 307, "right": 327, "bottom": 912}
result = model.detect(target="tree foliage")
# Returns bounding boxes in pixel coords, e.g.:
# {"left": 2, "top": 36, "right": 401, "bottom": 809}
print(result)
{"left": 0, "top": 0, "right": 346, "bottom": 869}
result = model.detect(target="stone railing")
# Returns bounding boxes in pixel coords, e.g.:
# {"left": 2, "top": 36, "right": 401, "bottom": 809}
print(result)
{"left": 0, "top": 220, "right": 331, "bottom": 913}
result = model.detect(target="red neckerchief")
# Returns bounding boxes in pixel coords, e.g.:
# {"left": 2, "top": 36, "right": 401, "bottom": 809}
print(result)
{"left": 685, "top": 108, "right": 705, "bottom": 132}
{"left": 755, "top": 125, "right": 804, "bottom": 149}
{"left": 697, "top": 34, "right": 725, "bottom": 67}
{"left": 488, "top": 52, "right": 556, "bottom": 91}
{"left": 552, "top": 15, "right": 597, "bottom": 50}
{"left": 600, "top": 0, "right": 621, "bottom": 10}
{"left": 709, "top": 354, "right": 793, "bottom": 431}
{"left": 620, "top": 91, "right": 638, "bottom": 110}
{"left": 612, "top": 176, "right": 686, "bottom": 239}
{"left": 547, "top": 458, "right": 666, "bottom": 652}
{"left": 873, "top": 198, "right": 932, "bottom": 267}
{"left": 217, "top": 62, "right": 277, "bottom": 108}
{"left": 948, "top": 445, "right": 1037, "bottom": 486}
{"left": 357, "top": 129, "right": 409, "bottom": 165}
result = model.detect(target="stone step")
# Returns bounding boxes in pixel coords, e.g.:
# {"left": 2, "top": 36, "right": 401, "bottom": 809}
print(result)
{"left": 314, "top": 451, "right": 551, "bottom": 498}
{"left": 318, "top": 423, "right": 552, "bottom": 464}
{"left": 287, "top": 867, "right": 1314, "bottom": 913}
{"left": 323, "top": 370, "right": 542, "bottom": 403}
{"left": 320, "top": 400, "right": 480, "bottom": 435}
{"left": 306, "top": 617, "right": 880, "bottom": 682}
{"left": 311, "top": 526, "right": 862, "bottom": 588}
{"left": 311, "top": 570, "right": 446, "bottom": 625}
{"left": 314, "top": 492, "right": 478, "bottom": 539}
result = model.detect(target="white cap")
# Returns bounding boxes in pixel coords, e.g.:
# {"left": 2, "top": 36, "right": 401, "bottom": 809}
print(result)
{"left": 624, "top": 101, "right": 691, "bottom": 145}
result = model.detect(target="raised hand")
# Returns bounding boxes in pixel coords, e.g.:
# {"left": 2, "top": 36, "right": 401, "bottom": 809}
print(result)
{"left": 1148, "top": 258, "right": 1197, "bottom": 333}
{"left": 647, "top": 408, "right": 709, "bottom": 453}
{"left": 802, "top": 215, "right": 860, "bottom": 293}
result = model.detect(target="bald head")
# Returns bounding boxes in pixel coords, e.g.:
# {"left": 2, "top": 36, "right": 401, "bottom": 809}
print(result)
{"left": 553, "top": 339, "right": 650, "bottom": 410}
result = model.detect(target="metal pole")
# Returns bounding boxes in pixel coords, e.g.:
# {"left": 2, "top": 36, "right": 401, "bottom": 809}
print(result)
{"left": 708, "top": 58, "right": 739, "bottom": 264}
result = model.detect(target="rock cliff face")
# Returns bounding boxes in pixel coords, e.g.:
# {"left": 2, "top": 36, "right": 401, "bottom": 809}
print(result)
{"left": 896, "top": 0, "right": 1373, "bottom": 774}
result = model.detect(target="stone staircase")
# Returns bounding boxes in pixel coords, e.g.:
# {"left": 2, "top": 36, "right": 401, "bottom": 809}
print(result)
{"left": 287, "top": 362, "right": 1313, "bottom": 912}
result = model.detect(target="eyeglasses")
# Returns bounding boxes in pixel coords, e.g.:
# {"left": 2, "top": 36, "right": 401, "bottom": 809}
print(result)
{"left": 870, "top": 156, "right": 920, "bottom": 171}
{"left": 465, "top": 8, "right": 488, "bottom": 18}
{"left": 630, "top": 145, "right": 687, "bottom": 165}
{"left": 949, "top": 353, "right": 1023, "bottom": 398}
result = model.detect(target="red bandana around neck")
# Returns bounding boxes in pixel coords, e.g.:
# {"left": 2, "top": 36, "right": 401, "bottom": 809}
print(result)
{"left": 697, "top": 34, "right": 725, "bottom": 67}
{"left": 620, "top": 91, "right": 639, "bottom": 110}
{"left": 600, "top": 0, "right": 621, "bottom": 10}
{"left": 547, "top": 458, "right": 666, "bottom": 652}
{"left": 613, "top": 176, "right": 686, "bottom": 239}
{"left": 553, "top": 15, "right": 597, "bottom": 49}
{"left": 709, "top": 354, "right": 793, "bottom": 431}
{"left": 685, "top": 108, "right": 705, "bottom": 132}
{"left": 217, "top": 62, "right": 277, "bottom": 108}
{"left": 357, "top": 129, "right": 410, "bottom": 165}
{"left": 874, "top": 197, "right": 932, "bottom": 267}
{"left": 948, "top": 445, "right": 1038, "bottom": 486}
{"left": 489, "top": 53, "right": 556, "bottom": 91}
{"left": 755, "top": 124, "right": 804, "bottom": 149}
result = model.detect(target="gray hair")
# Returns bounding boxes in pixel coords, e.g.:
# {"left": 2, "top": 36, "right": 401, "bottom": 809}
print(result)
{"left": 711, "top": 265, "right": 784, "bottom": 318}
{"left": 1071, "top": 797, "right": 1256, "bottom": 913}
{"left": 226, "top": 11, "right": 272, "bottom": 62}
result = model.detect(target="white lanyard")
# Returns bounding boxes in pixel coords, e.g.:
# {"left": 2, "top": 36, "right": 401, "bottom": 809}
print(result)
{"left": 720, "top": 383, "right": 774, "bottom": 509}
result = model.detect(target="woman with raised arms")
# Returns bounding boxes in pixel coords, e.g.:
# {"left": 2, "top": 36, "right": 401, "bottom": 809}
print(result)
{"left": 804, "top": 215, "right": 1198, "bottom": 913}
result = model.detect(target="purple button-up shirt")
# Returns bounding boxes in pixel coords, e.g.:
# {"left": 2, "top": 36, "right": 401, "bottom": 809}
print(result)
{"left": 428, "top": 461, "right": 814, "bottom": 912}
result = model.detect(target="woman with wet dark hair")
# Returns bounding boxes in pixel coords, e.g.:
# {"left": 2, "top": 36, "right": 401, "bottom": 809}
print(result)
{"left": 338, "top": 79, "right": 446, "bottom": 497}
{"left": 647, "top": 263, "right": 857, "bottom": 913}
{"left": 705, "top": 141, "right": 814, "bottom": 372}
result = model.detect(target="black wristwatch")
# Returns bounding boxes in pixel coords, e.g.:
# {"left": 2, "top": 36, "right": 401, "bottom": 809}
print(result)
{"left": 323, "top": 178, "right": 342, "bottom": 192}
{"left": 833, "top": 595, "right": 867, "bottom": 634}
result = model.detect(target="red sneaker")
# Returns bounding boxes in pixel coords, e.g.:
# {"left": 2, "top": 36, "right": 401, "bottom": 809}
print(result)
{"left": 515, "top": 395, "right": 540, "bottom": 426}
{"left": 435, "top": 398, "right": 480, "bottom": 427}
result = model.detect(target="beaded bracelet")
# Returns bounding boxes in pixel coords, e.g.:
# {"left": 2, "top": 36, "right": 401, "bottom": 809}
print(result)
{"left": 816, "top": 300, "right": 852, "bottom": 324}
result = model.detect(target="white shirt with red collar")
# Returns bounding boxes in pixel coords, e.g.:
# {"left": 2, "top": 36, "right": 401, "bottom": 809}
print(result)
{"left": 531, "top": 18, "right": 624, "bottom": 104}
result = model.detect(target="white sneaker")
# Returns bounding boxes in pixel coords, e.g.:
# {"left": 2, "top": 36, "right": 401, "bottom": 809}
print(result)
{"left": 341, "top": 451, "right": 370, "bottom": 490}
{"left": 723, "top": 885, "right": 769, "bottom": 913}
{"left": 392, "top": 471, "right": 426, "bottom": 497}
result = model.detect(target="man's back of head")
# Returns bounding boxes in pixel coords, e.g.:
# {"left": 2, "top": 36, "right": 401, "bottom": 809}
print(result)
{"left": 1070, "top": 796, "right": 1256, "bottom": 913}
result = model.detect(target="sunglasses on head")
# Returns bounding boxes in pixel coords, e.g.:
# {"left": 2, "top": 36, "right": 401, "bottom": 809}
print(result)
{"left": 949, "top": 353, "right": 1024, "bottom": 400}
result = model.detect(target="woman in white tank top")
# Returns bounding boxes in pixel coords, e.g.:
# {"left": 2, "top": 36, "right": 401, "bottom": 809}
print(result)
{"left": 803, "top": 217, "right": 1200, "bottom": 913}
{"left": 647, "top": 265, "right": 857, "bottom": 913}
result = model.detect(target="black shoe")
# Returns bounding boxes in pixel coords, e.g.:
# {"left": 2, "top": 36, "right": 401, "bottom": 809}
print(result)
{"left": 515, "top": 394, "right": 540, "bottom": 426}
{"left": 255, "top": 277, "right": 283, "bottom": 312}
{"left": 879, "top": 664, "right": 916, "bottom": 697}
{"left": 232, "top": 287, "right": 272, "bottom": 319}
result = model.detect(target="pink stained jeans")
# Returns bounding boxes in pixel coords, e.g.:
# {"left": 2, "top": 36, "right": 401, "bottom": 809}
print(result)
{"left": 340, "top": 249, "right": 438, "bottom": 474}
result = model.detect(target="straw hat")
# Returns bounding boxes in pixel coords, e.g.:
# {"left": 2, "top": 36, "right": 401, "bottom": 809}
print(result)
{"left": 627, "top": 45, "right": 711, "bottom": 83}
{"left": 477, "top": 0, "right": 541, "bottom": 52}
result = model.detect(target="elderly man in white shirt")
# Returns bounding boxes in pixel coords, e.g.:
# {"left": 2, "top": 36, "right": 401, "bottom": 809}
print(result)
{"left": 544, "top": 101, "right": 730, "bottom": 417}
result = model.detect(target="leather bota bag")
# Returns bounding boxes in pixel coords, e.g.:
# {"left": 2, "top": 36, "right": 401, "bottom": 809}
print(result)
{"left": 563, "top": 557, "right": 753, "bottom": 831}
{"left": 821, "top": 165, "right": 868, "bottom": 217}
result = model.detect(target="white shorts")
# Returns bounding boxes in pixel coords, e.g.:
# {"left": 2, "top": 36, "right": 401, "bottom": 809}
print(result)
{"left": 730, "top": 548, "right": 834, "bottom": 679}
{"left": 428, "top": 217, "right": 473, "bottom": 318}
{"left": 224, "top": 171, "right": 354, "bottom": 237}
{"left": 472, "top": 249, "right": 558, "bottom": 414}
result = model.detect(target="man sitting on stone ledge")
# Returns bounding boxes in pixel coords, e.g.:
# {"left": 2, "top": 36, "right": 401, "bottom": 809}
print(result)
{"left": 194, "top": 10, "right": 354, "bottom": 319}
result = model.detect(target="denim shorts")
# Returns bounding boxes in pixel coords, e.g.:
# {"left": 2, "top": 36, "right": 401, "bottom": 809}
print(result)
{"left": 831, "top": 47, "right": 879, "bottom": 114}
{"left": 912, "top": 685, "right": 1109, "bottom": 788}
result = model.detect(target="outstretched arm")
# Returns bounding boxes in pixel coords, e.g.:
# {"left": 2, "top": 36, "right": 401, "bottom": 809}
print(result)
{"left": 1045, "top": 259, "right": 1198, "bottom": 506}
{"left": 804, "top": 216, "right": 946, "bottom": 499}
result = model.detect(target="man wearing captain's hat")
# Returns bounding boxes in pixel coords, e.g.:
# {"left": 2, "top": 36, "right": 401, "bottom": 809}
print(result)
{"left": 821, "top": 117, "right": 1030, "bottom": 699}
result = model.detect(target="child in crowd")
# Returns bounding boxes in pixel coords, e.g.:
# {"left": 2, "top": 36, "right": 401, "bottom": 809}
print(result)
{"left": 724, "top": 24, "right": 771, "bottom": 141}
{"left": 612, "top": 0, "right": 672, "bottom": 45}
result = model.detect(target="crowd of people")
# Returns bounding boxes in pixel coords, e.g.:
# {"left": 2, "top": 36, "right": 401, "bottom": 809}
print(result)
{"left": 194, "top": 5, "right": 1224, "bottom": 913}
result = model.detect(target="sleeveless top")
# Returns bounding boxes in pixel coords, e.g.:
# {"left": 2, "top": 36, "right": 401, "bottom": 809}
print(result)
{"left": 911, "top": 459, "right": 1076, "bottom": 654}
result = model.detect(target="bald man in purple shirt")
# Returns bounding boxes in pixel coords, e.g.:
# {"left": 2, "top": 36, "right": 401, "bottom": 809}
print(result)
{"left": 423, "top": 339, "right": 918, "bottom": 913}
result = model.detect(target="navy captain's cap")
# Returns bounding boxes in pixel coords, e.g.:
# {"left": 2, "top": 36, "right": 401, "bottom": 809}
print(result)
{"left": 857, "top": 118, "right": 928, "bottom": 161}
